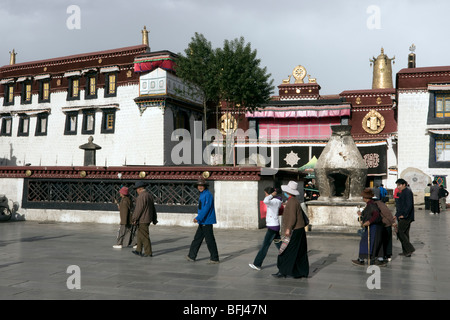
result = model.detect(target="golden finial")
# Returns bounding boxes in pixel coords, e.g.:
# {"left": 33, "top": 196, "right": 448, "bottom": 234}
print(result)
{"left": 141, "top": 26, "right": 149, "bottom": 46}
{"left": 370, "top": 47, "right": 395, "bottom": 89}
{"left": 9, "top": 49, "right": 17, "bottom": 65}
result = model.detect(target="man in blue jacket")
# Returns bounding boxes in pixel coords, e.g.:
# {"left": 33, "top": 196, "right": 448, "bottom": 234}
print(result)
{"left": 395, "top": 178, "right": 415, "bottom": 257}
{"left": 186, "top": 179, "right": 219, "bottom": 264}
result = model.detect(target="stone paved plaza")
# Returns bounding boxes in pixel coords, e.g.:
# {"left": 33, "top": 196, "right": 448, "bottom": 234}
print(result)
{"left": 0, "top": 205, "right": 449, "bottom": 301}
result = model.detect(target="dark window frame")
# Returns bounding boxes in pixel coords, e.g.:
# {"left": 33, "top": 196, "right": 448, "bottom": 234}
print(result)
{"left": 3, "top": 84, "right": 15, "bottom": 106}
{"left": 101, "top": 108, "right": 116, "bottom": 134}
{"left": 35, "top": 113, "right": 48, "bottom": 136}
{"left": 85, "top": 73, "right": 98, "bottom": 100}
{"left": 429, "top": 134, "right": 450, "bottom": 168}
{"left": 64, "top": 111, "right": 78, "bottom": 135}
{"left": 38, "top": 79, "right": 51, "bottom": 103}
{"left": 81, "top": 109, "right": 96, "bottom": 135}
{"left": 21, "top": 81, "right": 32, "bottom": 105}
{"left": 1, "top": 116, "right": 13, "bottom": 136}
{"left": 104, "top": 72, "right": 118, "bottom": 98}
{"left": 67, "top": 77, "right": 81, "bottom": 101}
{"left": 18, "top": 115, "right": 30, "bottom": 137}
{"left": 428, "top": 91, "right": 450, "bottom": 125}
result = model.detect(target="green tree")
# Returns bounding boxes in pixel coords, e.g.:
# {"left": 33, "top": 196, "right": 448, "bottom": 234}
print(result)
{"left": 217, "top": 36, "right": 274, "bottom": 117}
{"left": 175, "top": 33, "right": 220, "bottom": 130}
{"left": 176, "top": 34, "right": 274, "bottom": 165}
{"left": 216, "top": 37, "right": 274, "bottom": 164}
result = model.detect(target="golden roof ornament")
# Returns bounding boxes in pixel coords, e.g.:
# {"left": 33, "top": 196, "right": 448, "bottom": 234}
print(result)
{"left": 292, "top": 65, "right": 307, "bottom": 83}
{"left": 9, "top": 49, "right": 17, "bottom": 65}
{"left": 370, "top": 47, "right": 395, "bottom": 89}
{"left": 141, "top": 26, "right": 149, "bottom": 46}
{"left": 408, "top": 43, "right": 416, "bottom": 68}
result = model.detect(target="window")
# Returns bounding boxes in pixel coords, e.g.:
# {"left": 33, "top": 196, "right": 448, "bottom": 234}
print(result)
{"left": 18, "top": 115, "right": 30, "bottom": 136}
{"left": 64, "top": 112, "right": 78, "bottom": 135}
{"left": 101, "top": 109, "right": 116, "bottom": 133}
{"left": 436, "top": 140, "right": 450, "bottom": 161}
{"left": 35, "top": 113, "right": 48, "bottom": 136}
{"left": 82, "top": 110, "right": 95, "bottom": 134}
{"left": 39, "top": 80, "right": 50, "bottom": 102}
{"left": 435, "top": 94, "right": 450, "bottom": 118}
{"left": 21, "top": 82, "right": 32, "bottom": 104}
{"left": 3, "top": 84, "right": 14, "bottom": 106}
{"left": 174, "top": 110, "right": 190, "bottom": 131}
{"left": 1, "top": 116, "right": 12, "bottom": 136}
{"left": 105, "top": 73, "right": 117, "bottom": 97}
{"left": 67, "top": 78, "right": 80, "bottom": 100}
{"left": 85, "top": 74, "right": 97, "bottom": 99}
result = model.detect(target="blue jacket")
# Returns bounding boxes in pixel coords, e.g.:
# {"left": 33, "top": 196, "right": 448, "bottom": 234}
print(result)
{"left": 196, "top": 188, "right": 216, "bottom": 225}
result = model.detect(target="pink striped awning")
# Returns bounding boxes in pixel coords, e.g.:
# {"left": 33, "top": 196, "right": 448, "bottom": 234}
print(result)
{"left": 246, "top": 104, "right": 351, "bottom": 118}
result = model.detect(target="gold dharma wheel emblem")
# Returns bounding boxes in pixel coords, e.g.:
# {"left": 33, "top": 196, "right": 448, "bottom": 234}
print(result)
{"left": 362, "top": 109, "right": 385, "bottom": 134}
{"left": 220, "top": 113, "right": 237, "bottom": 135}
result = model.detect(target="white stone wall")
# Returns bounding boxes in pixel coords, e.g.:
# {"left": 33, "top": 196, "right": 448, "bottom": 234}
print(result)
{"left": 397, "top": 90, "right": 450, "bottom": 205}
{"left": 0, "top": 84, "right": 165, "bottom": 166}
{"left": 213, "top": 180, "right": 259, "bottom": 229}
{"left": 397, "top": 91, "right": 430, "bottom": 177}
{"left": 1, "top": 177, "right": 261, "bottom": 229}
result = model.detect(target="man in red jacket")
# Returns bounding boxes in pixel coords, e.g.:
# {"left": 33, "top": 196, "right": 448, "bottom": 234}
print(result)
{"left": 132, "top": 181, "right": 158, "bottom": 257}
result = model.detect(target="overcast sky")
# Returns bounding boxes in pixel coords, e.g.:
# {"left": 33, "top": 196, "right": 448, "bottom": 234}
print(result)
{"left": 1, "top": 0, "right": 448, "bottom": 95}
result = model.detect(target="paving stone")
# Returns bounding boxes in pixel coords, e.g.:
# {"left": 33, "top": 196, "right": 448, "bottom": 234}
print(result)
{"left": 0, "top": 207, "right": 449, "bottom": 301}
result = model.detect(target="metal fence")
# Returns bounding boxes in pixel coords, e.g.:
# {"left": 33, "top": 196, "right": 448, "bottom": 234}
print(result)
{"left": 23, "top": 179, "right": 204, "bottom": 213}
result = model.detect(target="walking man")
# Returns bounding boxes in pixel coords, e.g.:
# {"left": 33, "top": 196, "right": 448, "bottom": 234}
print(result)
{"left": 395, "top": 178, "right": 415, "bottom": 257}
{"left": 430, "top": 181, "right": 440, "bottom": 214}
{"left": 186, "top": 179, "right": 219, "bottom": 264}
{"left": 132, "top": 181, "right": 158, "bottom": 257}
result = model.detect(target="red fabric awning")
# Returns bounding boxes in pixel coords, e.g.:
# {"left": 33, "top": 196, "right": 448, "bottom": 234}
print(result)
{"left": 134, "top": 57, "right": 176, "bottom": 73}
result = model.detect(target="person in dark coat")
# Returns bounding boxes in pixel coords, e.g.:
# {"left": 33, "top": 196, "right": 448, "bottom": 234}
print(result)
{"left": 272, "top": 180, "right": 309, "bottom": 278}
{"left": 374, "top": 198, "right": 397, "bottom": 263}
{"left": 131, "top": 181, "right": 158, "bottom": 257}
{"left": 352, "top": 188, "right": 385, "bottom": 266}
{"left": 113, "top": 186, "right": 133, "bottom": 249}
{"left": 395, "top": 178, "right": 415, "bottom": 257}
{"left": 430, "top": 181, "right": 440, "bottom": 214}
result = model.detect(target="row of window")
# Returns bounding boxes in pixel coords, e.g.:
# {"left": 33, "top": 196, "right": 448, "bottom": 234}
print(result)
{"left": 0, "top": 109, "right": 116, "bottom": 137}
{"left": 1, "top": 113, "right": 48, "bottom": 136}
{"left": 2, "top": 72, "right": 117, "bottom": 106}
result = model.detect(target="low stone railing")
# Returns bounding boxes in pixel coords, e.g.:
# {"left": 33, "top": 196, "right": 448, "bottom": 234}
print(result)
{"left": 0, "top": 165, "right": 303, "bottom": 229}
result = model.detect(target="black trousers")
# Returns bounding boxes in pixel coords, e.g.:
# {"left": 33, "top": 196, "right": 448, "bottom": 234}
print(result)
{"left": 430, "top": 199, "right": 440, "bottom": 214}
{"left": 397, "top": 219, "right": 415, "bottom": 255}
{"left": 188, "top": 224, "right": 219, "bottom": 262}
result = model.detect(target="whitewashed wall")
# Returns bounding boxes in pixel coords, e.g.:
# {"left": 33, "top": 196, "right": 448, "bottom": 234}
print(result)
{"left": 1, "top": 177, "right": 261, "bottom": 229}
{"left": 0, "top": 85, "right": 165, "bottom": 166}
{"left": 397, "top": 91, "right": 430, "bottom": 177}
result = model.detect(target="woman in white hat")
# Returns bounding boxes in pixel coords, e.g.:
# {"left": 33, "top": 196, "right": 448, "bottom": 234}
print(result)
{"left": 272, "top": 180, "right": 309, "bottom": 278}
